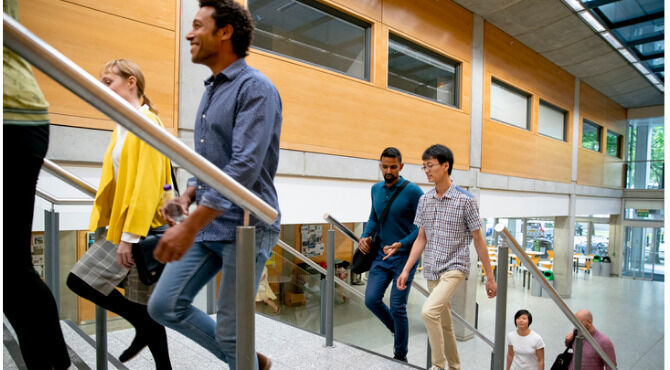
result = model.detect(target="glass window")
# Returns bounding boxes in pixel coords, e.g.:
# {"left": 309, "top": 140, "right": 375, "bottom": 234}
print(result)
{"left": 490, "top": 79, "right": 530, "bottom": 130}
{"left": 574, "top": 222, "right": 589, "bottom": 254}
{"left": 538, "top": 101, "right": 567, "bottom": 141}
{"left": 248, "top": 0, "right": 370, "bottom": 80}
{"left": 592, "top": 223, "right": 610, "bottom": 256}
{"left": 582, "top": 119, "right": 602, "bottom": 152}
{"left": 606, "top": 130, "right": 623, "bottom": 157}
{"left": 387, "top": 34, "right": 460, "bottom": 107}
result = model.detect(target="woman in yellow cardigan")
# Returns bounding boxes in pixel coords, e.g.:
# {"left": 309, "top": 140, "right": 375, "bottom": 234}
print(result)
{"left": 67, "top": 59, "right": 172, "bottom": 368}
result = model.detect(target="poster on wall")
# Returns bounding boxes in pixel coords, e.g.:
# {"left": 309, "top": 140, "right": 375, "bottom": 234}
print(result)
{"left": 301, "top": 225, "right": 324, "bottom": 257}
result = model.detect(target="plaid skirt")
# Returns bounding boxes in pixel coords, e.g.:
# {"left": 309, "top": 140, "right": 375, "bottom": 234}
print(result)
{"left": 70, "top": 228, "right": 154, "bottom": 305}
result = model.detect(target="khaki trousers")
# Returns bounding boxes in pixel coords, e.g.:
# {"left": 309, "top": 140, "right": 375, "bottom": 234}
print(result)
{"left": 423, "top": 270, "right": 466, "bottom": 370}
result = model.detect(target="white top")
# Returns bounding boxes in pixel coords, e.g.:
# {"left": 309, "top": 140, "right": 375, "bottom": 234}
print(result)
{"left": 111, "top": 105, "right": 150, "bottom": 244}
{"left": 508, "top": 330, "right": 544, "bottom": 370}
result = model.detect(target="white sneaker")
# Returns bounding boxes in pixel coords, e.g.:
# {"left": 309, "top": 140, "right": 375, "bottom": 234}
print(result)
{"left": 428, "top": 366, "right": 443, "bottom": 370}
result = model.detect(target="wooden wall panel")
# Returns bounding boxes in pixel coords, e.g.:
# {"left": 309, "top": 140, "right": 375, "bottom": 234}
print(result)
{"left": 20, "top": 0, "right": 179, "bottom": 133}
{"left": 481, "top": 22, "right": 575, "bottom": 183}
{"left": 67, "top": 0, "right": 176, "bottom": 30}
{"left": 534, "top": 135, "right": 572, "bottom": 181}
{"left": 579, "top": 82, "right": 626, "bottom": 188}
{"left": 248, "top": 51, "right": 471, "bottom": 168}
{"left": 577, "top": 149, "right": 604, "bottom": 187}
{"left": 482, "top": 120, "right": 535, "bottom": 177}
{"left": 329, "top": 0, "right": 382, "bottom": 21}
{"left": 382, "top": 0, "right": 473, "bottom": 63}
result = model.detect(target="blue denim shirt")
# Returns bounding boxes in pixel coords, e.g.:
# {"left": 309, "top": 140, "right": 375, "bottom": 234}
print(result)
{"left": 361, "top": 177, "right": 423, "bottom": 260}
{"left": 188, "top": 58, "right": 282, "bottom": 242}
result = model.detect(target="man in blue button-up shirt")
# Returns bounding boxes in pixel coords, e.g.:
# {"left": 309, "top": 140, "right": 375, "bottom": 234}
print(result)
{"left": 149, "top": 1, "right": 281, "bottom": 369}
{"left": 358, "top": 147, "right": 423, "bottom": 362}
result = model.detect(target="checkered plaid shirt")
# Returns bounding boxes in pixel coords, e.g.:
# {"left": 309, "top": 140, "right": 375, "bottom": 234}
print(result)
{"left": 414, "top": 185, "right": 482, "bottom": 280}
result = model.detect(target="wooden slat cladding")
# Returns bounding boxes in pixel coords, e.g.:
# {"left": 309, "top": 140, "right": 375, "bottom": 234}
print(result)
{"left": 482, "top": 23, "right": 574, "bottom": 183}
{"left": 247, "top": 0, "right": 473, "bottom": 167}
{"left": 66, "top": 0, "right": 176, "bottom": 30}
{"left": 248, "top": 51, "right": 471, "bottom": 167}
{"left": 579, "top": 82, "right": 627, "bottom": 188}
{"left": 19, "top": 0, "right": 179, "bottom": 133}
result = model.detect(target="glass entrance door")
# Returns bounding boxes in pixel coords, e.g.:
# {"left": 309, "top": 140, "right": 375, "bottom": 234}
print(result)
{"left": 623, "top": 226, "right": 665, "bottom": 281}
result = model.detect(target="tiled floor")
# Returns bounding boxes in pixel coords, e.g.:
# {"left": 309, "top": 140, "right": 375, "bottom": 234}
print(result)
{"left": 311, "top": 271, "right": 664, "bottom": 370}
{"left": 4, "top": 270, "right": 663, "bottom": 369}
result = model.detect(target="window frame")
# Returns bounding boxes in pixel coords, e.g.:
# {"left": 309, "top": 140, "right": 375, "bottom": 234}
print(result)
{"left": 606, "top": 129, "right": 623, "bottom": 158}
{"left": 582, "top": 119, "right": 603, "bottom": 152}
{"left": 248, "top": 0, "right": 372, "bottom": 81}
{"left": 490, "top": 78, "right": 532, "bottom": 130}
{"left": 538, "top": 99, "right": 568, "bottom": 142}
{"left": 386, "top": 32, "right": 461, "bottom": 108}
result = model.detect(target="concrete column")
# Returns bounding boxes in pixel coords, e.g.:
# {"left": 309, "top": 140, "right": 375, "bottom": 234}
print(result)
{"left": 633, "top": 124, "right": 651, "bottom": 188}
{"left": 608, "top": 214, "right": 623, "bottom": 276}
{"left": 58, "top": 231, "right": 78, "bottom": 321}
{"left": 553, "top": 203, "right": 575, "bottom": 297}
{"left": 452, "top": 13, "right": 485, "bottom": 341}
{"left": 469, "top": 14, "right": 484, "bottom": 170}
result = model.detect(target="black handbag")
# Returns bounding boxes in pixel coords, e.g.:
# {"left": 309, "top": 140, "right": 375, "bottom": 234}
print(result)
{"left": 551, "top": 330, "right": 578, "bottom": 370}
{"left": 132, "top": 227, "right": 167, "bottom": 285}
{"left": 352, "top": 181, "right": 409, "bottom": 274}
{"left": 131, "top": 164, "right": 179, "bottom": 285}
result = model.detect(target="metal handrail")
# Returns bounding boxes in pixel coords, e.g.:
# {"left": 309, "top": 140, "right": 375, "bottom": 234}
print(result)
{"left": 323, "top": 213, "right": 494, "bottom": 348}
{"left": 4, "top": 14, "right": 277, "bottom": 226}
{"left": 495, "top": 224, "right": 618, "bottom": 370}
{"left": 276, "top": 240, "right": 364, "bottom": 300}
{"left": 42, "top": 159, "right": 97, "bottom": 198}
{"left": 36, "top": 188, "right": 94, "bottom": 205}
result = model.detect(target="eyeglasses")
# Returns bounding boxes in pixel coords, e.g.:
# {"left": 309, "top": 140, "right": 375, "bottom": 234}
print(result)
{"left": 421, "top": 163, "right": 438, "bottom": 172}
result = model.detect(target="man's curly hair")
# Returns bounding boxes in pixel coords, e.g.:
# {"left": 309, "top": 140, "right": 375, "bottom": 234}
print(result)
{"left": 199, "top": 0, "right": 254, "bottom": 58}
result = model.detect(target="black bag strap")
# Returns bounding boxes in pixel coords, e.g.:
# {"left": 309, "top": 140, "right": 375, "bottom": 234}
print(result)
{"left": 377, "top": 180, "right": 409, "bottom": 230}
{"left": 564, "top": 329, "right": 579, "bottom": 353}
{"left": 170, "top": 162, "right": 180, "bottom": 196}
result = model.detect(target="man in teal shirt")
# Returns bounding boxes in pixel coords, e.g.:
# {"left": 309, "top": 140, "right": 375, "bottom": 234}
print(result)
{"left": 358, "top": 147, "right": 423, "bottom": 362}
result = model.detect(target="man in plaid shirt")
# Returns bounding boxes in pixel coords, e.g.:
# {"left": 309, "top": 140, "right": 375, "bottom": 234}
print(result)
{"left": 393, "top": 144, "right": 497, "bottom": 370}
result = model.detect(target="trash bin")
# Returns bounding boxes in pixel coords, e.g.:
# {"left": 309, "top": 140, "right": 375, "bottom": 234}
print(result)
{"left": 541, "top": 270, "right": 554, "bottom": 297}
{"left": 600, "top": 256, "right": 611, "bottom": 277}
{"left": 592, "top": 255, "right": 602, "bottom": 276}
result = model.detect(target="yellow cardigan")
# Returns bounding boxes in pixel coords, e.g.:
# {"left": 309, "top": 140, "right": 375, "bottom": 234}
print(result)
{"left": 89, "top": 109, "right": 172, "bottom": 244}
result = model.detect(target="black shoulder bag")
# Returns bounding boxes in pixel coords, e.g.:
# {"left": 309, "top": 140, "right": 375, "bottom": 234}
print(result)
{"left": 550, "top": 329, "right": 578, "bottom": 370}
{"left": 131, "top": 164, "right": 179, "bottom": 285}
{"left": 352, "top": 180, "right": 409, "bottom": 274}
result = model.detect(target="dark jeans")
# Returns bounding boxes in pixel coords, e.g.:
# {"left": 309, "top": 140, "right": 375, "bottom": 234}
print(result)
{"left": 3, "top": 124, "right": 71, "bottom": 369}
{"left": 364, "top": 255, "right": 418, "bottom": 358}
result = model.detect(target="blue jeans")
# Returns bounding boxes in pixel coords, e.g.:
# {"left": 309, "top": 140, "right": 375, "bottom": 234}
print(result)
{"left": 364, "top": 255, "right": 418, "bottom": 358}
{"left": 148, "top": 228, "right": 279, "bottom": 369}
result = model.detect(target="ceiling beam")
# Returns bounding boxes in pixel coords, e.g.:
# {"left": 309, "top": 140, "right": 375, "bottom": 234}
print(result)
{"left": 639, "top": 52, "right": 664, "bottom": 61}
{"left": 609, "top": 11, "right": 664, "bottom": 29}
{"left": 583, "top": 0, "right": 621, "bottom": 9}
{"left": 626, "top": 34, "right": 664, "bottom": 46}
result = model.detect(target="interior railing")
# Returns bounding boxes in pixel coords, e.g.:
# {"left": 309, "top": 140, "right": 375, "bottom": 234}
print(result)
{"left": 495, "top": 224, "right": 618, "bottom": 370}
{"left": 4, "top": 13, "right": 277, "bottom": 370}
{"left": 324, "top": 213, "right": 495, "bottom": 368}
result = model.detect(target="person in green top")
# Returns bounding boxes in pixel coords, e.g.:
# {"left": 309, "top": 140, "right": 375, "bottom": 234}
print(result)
{"left": 3, "top": 1, "right": 71, "bottom": 368}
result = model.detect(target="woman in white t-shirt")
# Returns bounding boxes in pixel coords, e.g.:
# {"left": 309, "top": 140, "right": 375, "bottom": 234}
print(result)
{"left": 506, "top": 309, "right": 545, "bottom": 370}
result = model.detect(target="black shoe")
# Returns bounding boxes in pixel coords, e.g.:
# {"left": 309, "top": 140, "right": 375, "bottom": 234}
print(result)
{"left": 393, "top": 354, "right": 408, "bottom": 362}
{"left": 119, "top": 334, "right": 147, "bottom": 362}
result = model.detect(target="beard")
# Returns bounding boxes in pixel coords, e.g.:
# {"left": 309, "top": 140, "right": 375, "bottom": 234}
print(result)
{"left": 384, "top": 174, "right": 397, "bottom": 184}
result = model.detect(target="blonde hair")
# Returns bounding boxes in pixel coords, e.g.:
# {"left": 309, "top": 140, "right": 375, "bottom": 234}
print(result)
{"left": 101, "top": 59, "right": 158, "bottom": 114}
